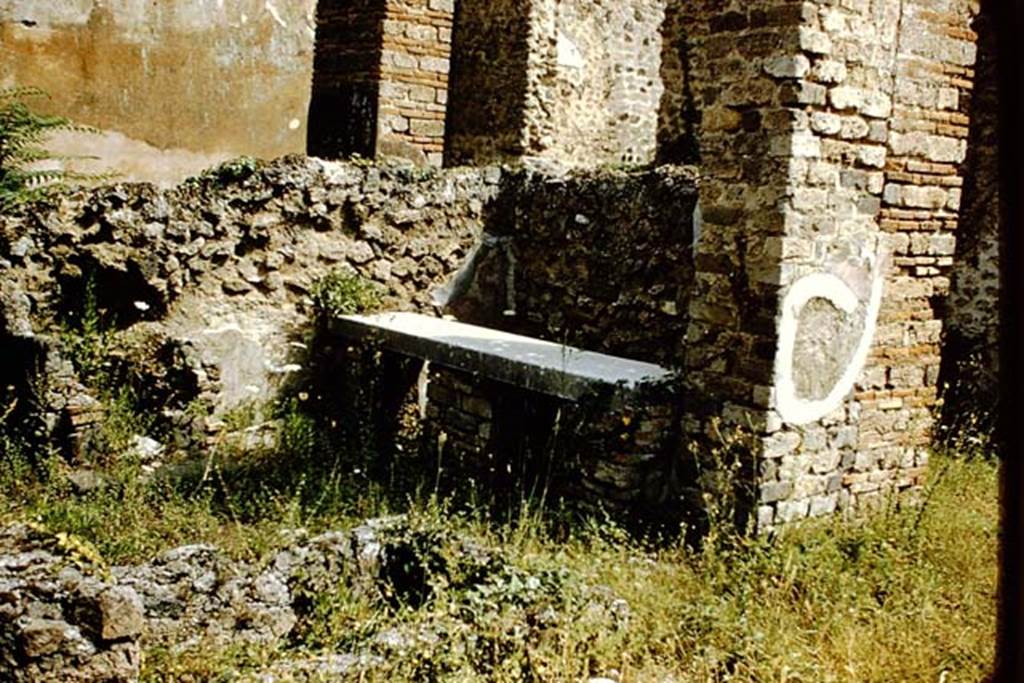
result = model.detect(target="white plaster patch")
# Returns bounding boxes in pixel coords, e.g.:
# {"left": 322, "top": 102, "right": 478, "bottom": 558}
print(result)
{"left": 692, "top": 200, "right": 703, "bottom": 249}
{"left": 773, "top": 265, "right": 885, "bottom": 425}
{"left": 556, "top": 31, "right": 585, "bottom": 69}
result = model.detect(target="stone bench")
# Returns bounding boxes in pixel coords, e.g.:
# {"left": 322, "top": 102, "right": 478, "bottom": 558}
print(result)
{"left": 328, "top": 312, "right": 680, "bottom": 510}
{"left": 330, "top": 312, "right": 673, "bottom": 403}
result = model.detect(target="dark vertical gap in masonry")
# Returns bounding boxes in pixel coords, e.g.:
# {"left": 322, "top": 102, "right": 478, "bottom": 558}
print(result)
{"left": 938, "top": 1, "right": 999, "bottom": 432}
{"left": 307, "top": 0, "right": 385, "bottom": 159}
{"left": 441, "top": 0, "right": 464, "bottom": 166}
{"left": 656, "top": 0, "right": 700, "bottom": 165}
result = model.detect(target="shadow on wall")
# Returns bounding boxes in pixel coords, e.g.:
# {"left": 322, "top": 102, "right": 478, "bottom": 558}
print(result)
{"left": 442, "top": 0, "right": 532, "bottom": 166}
{"left": 305, "top": 0, "right": 384, "bottom": 160}
{"left": 657, "top": 0, "right": 701, "bottom": 165}
{"left": 938, "top": 2, "right": 1000, "bottom": 437}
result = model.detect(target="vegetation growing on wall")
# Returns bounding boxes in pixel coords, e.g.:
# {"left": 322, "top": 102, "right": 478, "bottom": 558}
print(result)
{"left": 311, "top": 267, "right": 384, "bottom": 319}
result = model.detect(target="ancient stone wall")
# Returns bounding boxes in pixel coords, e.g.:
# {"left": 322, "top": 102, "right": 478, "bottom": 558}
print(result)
{"left": 0, "top": 0, "right": 317, "bottom": 182}
{"left": 525, "top": 0, "right": 667, "bottom": 165}
{"left": 419, "top": 365, "right": 679, "bottom": 512}
{"left": 1, "top": 0, "right": 993, "bottom": 528}
{"left": 449, "top": 165, "right": 699, "bottom": 368}
{"left": 675, "top": 0, "right": 809, "bottom": 444}
{"left": 424, "top": 366, "right": 494, "bottom": 467}
{"left": 0, "top": 156, "right": 701, "bottom": 474}
{"left": 0, "top": 157, "right": 498, "bottom": 458}
{"left": 447, "top": 0, "right": 668, "bottom": 167}
{"left": 864, "top": 0, "right": 979, "bottom": 487}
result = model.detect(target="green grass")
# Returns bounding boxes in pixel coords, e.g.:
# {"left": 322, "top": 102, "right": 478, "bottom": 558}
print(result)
{"left": 0, "top": 414, "right": 998, "bottom": 682}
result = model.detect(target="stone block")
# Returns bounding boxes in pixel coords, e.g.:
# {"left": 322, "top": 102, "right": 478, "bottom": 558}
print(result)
{"left": 703, "top": 106, "right": 743, "bottom": 131}
{"left": 410, "top": 85, "right": 436, "bottom": 103}
{"left": 861, "top": 91, "right": 892, "bottom": 119}
{"left": 811, "top": 111, "right": 842, "bottom": 135}
{"left": 764, "top": 54, "right": 811, "bottom": 78}
{"left": 760, "top": 480, "right": 794, "bottom": 504}
{"left": 779, "top": 454, "right": 812, "bottom": 481}
{"left": 811, "top": 58, "right": 847, "bottom": 83}
{"left": 811, "top": 448, "right": 841, "bottom": 474}
{"left": 418, "top": 56, "right": 450, "bottom": 74}
{"left": 410, "top": 118, "right": 446, "bottom": 137}
{"left": 406, "top": 24, "right": 438, "bottom": 42}
{"left": 829, "top": 85, "right": 862, "bottom": 111}
{"left": 889, "top": 131, "right": 967, "bottom": 164}
{"left": 19, "top": 619, "right": 75, "bottom": 658}
{"left": 839, "top": 116, "right": 869, "bottom": 140}
{"left": 799, "top": 27, "right": 833, "bottom": 54}
{"left": 762, "top": 431, "right": 802, "bottom": 459}
{"left": 779, "top": 80, "right": 828, "bottom": 105}
{"left": 794, "top": 474, "right": 827, "bottom": 498}
{"left": 790, "top": 131, "right": 823, "bottom": 158}
{"left": 857, "top": 145, "right": 886, "bottom": 168}
{"left": 776, "top": 498, "right": 810, "bottom": 523}
{"left": 808, "top": 493, "right": 838, "bottom": 516}
{"left": 93, "top": 587, "right": 145, "bottom": 641}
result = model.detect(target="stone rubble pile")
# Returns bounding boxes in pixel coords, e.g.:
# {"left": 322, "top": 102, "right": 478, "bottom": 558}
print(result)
{"left": 0, "top": 517, "right": 628, "bottom": 681}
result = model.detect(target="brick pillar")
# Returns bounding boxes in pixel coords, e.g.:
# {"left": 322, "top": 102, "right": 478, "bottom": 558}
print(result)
{"left": 378, "top": 0, "right": 454, "bottom": 166}
{"left": 308, "top": 0, "right": 453, "bottom": 166}
{"left": 876, "top": 0, "right": 981, "bottom": 443}
{"left": 676, "top": 0, "right": 978, "bottom": 530}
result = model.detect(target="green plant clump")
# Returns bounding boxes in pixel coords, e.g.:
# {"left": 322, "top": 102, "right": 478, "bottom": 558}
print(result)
{"left": 208, "top": 156, "right": 259, "bottom": 184}
{"left": 311, "top": 268, "right": 384, "bottom": 319}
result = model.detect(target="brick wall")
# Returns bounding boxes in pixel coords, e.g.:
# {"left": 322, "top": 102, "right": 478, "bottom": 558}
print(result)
{"left": 857, "top": 0, "right": 979, "bottom": 506}
{"left": 308, "top": 0, "right": 454, "bottom": 165}
{"left": 378, "top": 0, "right": 454, "bottom": 166}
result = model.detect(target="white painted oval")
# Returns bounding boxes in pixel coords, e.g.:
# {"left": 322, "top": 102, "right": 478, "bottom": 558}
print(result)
{"left": 773, "top": 270, "right": 884, "bottom": 425}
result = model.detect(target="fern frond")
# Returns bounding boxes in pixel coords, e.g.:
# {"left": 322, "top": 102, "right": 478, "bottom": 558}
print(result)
{"left": 0, "top": 86, "right": 50, "bottom": 103}
{"left": 0, "top": 87, "right": 110, "bottom": 212}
